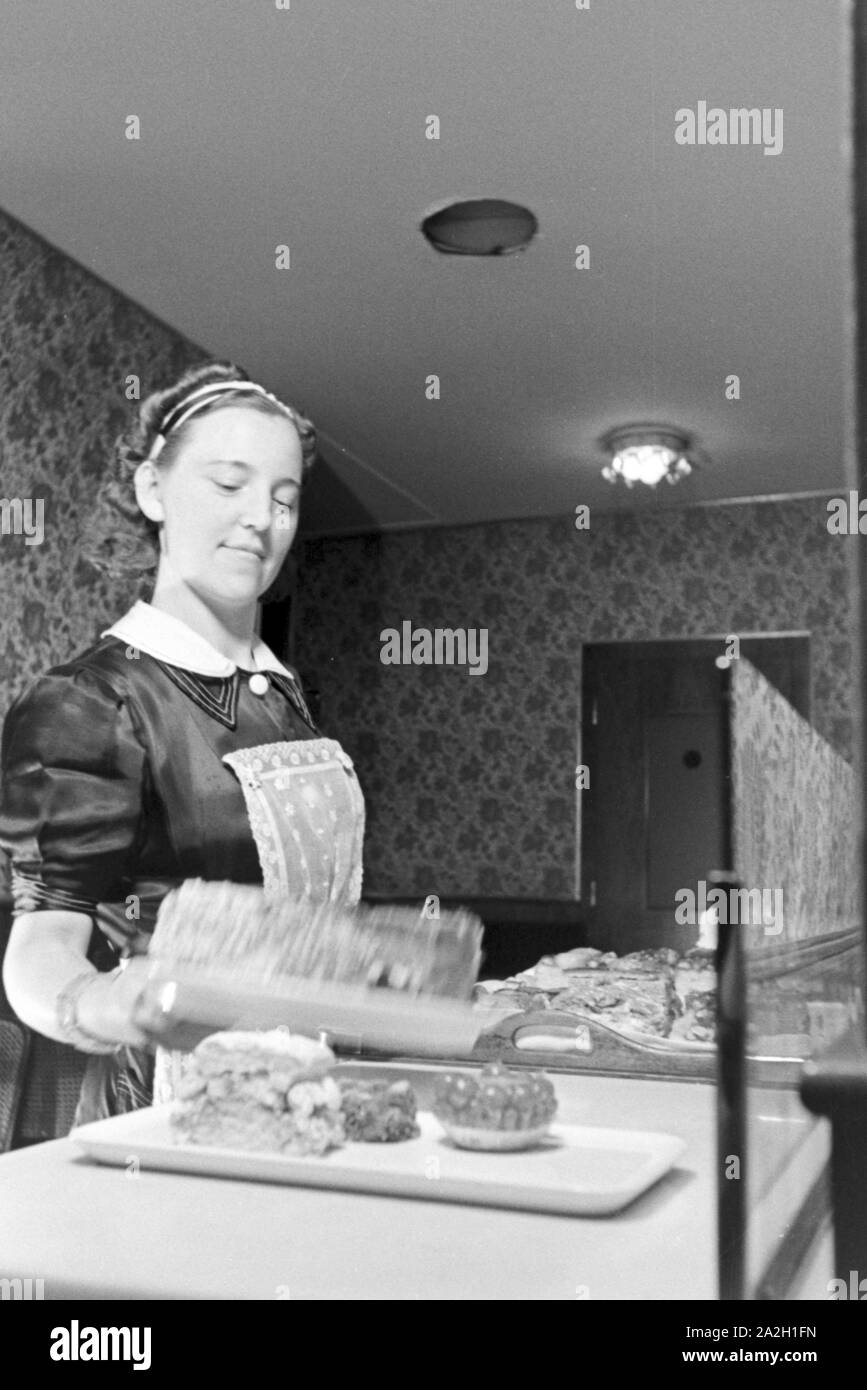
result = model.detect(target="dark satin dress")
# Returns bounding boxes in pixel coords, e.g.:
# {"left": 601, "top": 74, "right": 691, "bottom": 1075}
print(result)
{"left": 0, "top": 633, "right": 324, "bottom": 1122}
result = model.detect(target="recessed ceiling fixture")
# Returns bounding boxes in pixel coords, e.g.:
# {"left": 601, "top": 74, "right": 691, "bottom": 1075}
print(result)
{"left": 421, "top": 199, "right": 538, "bottom": 256}
{"left": 600, "top": 425, "right": 695, "bottom": 488}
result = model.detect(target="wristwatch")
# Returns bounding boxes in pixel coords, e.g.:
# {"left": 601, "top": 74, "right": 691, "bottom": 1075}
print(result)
{"left": 56, "top": 971, "right": 124, "bottom": 1055}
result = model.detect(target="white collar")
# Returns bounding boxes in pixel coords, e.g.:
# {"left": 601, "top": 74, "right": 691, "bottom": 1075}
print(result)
{"left": 102, "top": 600, "right": 291, "bottom": 678}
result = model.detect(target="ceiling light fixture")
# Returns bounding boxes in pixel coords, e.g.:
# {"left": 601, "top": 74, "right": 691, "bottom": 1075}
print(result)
{"left": 600, "top": 425, "right": 695, "bottom": 488}
{"left": 421, "top": 199, "right": 538, "bottom": 256}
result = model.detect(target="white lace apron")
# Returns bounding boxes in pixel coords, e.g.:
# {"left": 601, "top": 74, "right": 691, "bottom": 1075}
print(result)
{"left": 153, "top": 737, "right": 365, "bottom": 1101}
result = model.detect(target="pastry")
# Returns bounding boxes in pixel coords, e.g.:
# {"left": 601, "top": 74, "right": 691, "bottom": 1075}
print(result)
{"left": 171, "top": 1029, "right": 345, "bottom": 1155}
{"left": 551, "top": 964, "right": 676, "bottom": 1038}
{"left": 616, "top": 948, "right": 680, "bottom": 972}
{"left": 432, "top": 1062, "right": 557, "bottom": 1150}
{"left": 338, "top": 1077, "right": 420, "bottom": 1142}
{"left": 513, "top": 963, "right": 574, "bottom": 991}
{"left": 671, "top": 950, "right": 716, "bottom": 1042}
{"left": 474, "top": 984, "right": 553, "bottom": 1013}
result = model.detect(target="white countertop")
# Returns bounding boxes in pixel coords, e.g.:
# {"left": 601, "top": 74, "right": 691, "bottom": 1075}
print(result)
{"left": 0, "top": 1068, "right": 830, "bottom": 1300}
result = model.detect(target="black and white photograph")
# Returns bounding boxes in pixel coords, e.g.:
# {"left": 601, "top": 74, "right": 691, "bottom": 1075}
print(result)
{"left": 0, "top": 0, "right": 866, "bottom": 1338}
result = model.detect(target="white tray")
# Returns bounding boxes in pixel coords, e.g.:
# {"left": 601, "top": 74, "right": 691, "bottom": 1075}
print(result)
{"left": 72, "top": 1106, "right": 686, "bottom": 1217}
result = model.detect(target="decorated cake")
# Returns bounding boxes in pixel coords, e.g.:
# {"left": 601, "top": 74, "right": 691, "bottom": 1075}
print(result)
{"left": 432, "top": 1062, "right": 558, "bottom": 1150}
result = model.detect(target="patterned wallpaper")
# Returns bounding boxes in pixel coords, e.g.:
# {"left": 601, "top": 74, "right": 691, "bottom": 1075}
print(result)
{"left": 294, "top": 500, "right": 854, "bottom": 899}
{"left": 0, "top": 211, "right": 202, "bottom": 899}
{"left": 0, "top": 210, "right": 201, "bottom": 726}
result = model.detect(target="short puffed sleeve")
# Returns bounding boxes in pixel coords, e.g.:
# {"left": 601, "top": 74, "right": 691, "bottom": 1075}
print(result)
{"left": 0, "top": 666, "right": 146, "bottom": 918}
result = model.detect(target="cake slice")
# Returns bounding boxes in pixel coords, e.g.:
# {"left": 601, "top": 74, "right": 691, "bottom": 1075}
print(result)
{"left": 472, "top": 983, "right": 553, "bottom": 1014}
{"left": 171, "top": 1029, "right": 344, "bottom": 1155}
{"left": 547, "top": 958, "right": 676, "bottom": 1038}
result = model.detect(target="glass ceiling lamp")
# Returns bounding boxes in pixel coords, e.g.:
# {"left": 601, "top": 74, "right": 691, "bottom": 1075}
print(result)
{"left": 600, "top": 425, "right": 694, "bottom": 488}
{"left": 420, "top": 199, "right": 538, "bottom": 256}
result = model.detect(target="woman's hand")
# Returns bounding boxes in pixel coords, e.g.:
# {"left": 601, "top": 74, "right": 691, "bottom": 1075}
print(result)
{"left": 3, "top": 910, "right": 154, "bottom": 1049}
{"left": 74, "top": 957, "right": 155, "bottom": 1049}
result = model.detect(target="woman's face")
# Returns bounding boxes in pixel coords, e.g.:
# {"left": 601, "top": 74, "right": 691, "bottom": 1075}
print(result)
{"left": 146, "top": 406, "right": 304, "bottom": 608}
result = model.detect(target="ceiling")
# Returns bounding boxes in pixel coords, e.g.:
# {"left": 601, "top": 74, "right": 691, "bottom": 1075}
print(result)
{"left": 0, "top": 1, "right": 851, "bottom": 535}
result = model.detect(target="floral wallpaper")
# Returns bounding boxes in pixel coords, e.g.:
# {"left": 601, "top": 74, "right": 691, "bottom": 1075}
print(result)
{"left": 0, "top": 210, "right": 203, "bottom": 901}
{"left": 294, "top": 500, "right": 854, "bottom": 899}
{"left": 0, "top": 210, "right": 206, "bottom": 1139}
{"left": 731, "top": 657, "right": 859, "bottom": 942}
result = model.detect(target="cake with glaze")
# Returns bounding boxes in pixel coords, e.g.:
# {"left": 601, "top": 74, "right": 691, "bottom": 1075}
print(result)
{"left": 432, "top": 1062, "right": 558, "bottom": 1150}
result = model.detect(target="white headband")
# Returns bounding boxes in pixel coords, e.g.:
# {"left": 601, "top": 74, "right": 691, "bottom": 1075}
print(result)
{"left": 146, "top": 381, "right": 302, "bottom": 463}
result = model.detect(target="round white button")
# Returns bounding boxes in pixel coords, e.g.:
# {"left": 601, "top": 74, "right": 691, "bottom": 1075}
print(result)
{"left": 248, "top": 673, "right": 269, "bottom": 696}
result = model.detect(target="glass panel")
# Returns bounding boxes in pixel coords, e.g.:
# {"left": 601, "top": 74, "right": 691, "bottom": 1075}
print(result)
{"left": 728, "top": 658, "right": 864, "bottom": 1297}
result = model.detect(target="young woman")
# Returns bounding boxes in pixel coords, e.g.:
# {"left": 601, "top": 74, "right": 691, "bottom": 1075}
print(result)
{"left": 0, "top": 362, "right": 365, "bottom": 1122}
